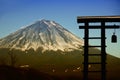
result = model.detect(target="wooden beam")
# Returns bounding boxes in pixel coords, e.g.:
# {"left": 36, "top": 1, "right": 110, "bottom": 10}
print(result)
{"left": 79, "top": 25, "right": 120, "bottom": 29}
{"left": 77, "top": 16, "right": 120, "bottom": 23}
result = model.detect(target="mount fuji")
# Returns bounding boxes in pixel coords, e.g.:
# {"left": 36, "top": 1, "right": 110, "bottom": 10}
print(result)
{"left": 0, "top": 19, "right": 120, "bottom": 80}
{"left": 0, "top": 19, "right": 83, "bottom": 52}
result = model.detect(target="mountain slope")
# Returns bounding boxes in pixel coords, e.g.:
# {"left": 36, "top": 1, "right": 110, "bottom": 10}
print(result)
{"left": 0, "top": 19, "right": 83, "bottom": 51}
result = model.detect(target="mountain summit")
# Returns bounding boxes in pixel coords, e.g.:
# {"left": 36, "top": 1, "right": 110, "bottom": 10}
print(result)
{"left": 0, "top": 19, "right": 83, "bottom": 51}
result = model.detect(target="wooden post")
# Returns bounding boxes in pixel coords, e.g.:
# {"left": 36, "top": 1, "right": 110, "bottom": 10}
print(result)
{"left": 101, "top": 22, "right": 106, "bottom": 80}
{"left": 83, "top": 22, "right": 89, "bottom": 80}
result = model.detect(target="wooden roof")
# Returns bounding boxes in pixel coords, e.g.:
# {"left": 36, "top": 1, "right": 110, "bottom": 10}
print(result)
{"left": 77, "top": 16, "right": 120, "bottom": 23}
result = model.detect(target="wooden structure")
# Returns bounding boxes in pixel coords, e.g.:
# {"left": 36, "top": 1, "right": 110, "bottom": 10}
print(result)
{"left": 77, "top": 16, "right": 120, "bottom": 80}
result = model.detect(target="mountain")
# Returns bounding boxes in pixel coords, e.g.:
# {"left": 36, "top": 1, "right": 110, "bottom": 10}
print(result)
{"left": 0, "top": 19, "right": 120, "bottom": 80}
{"left": 0, "top": 19, "right": 83, "bottom": 52}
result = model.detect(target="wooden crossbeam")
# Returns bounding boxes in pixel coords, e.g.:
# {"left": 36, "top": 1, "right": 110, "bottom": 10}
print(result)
{"left": 79, "top": 25, "right": 120, "bottom": 29}
{"left": 77, "top": 16, "right": 120, "bottom": 23}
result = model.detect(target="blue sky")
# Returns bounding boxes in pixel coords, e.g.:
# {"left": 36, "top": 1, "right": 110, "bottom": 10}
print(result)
{"left": 0, "top": 0, "right": 120, "bottom": 57}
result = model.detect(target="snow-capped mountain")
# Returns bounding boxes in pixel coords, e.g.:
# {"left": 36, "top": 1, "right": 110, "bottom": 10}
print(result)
{"left": 0, "top": 19, "right": 83, "bottom": 51}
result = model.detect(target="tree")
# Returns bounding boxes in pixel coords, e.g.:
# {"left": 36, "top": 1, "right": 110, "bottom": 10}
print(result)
{"left": 8, "top": 49, "right": 17, "bottom": 67}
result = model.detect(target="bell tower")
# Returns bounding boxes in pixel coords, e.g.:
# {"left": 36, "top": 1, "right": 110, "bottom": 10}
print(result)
{"left": 77, "top": 16, "right": 120, "bottom": 80}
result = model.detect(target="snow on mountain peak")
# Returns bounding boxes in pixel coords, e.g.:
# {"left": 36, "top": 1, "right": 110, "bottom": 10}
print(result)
{"left": 0, "top": 19, "right": 84, "bottom": 52}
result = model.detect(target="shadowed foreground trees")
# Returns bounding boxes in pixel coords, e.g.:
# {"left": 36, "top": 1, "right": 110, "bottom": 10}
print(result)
{"left": 0, "top": 65, "right": 54, "bottom": 80}
{"left": 0, "top": 65, "right": 82, "bottom": 80}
